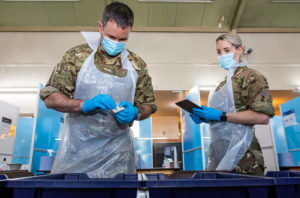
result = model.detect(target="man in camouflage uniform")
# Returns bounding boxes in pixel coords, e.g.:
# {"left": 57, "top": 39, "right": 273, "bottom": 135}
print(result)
{"left": 40, "top": 41, "right": 156, "bottom": 114}
{"left": 40, "top": 2, "right": 156, "bottom": 178}
{"left": 190, "top": 33, "right": 274, "bottom": 176}
{"left": 216, "top": 67, "right": 274, "bottom": 176}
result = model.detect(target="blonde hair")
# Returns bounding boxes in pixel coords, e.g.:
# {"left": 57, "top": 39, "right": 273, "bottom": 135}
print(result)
{"left": 216, "top": 33, "right": 242, "bottom": 49}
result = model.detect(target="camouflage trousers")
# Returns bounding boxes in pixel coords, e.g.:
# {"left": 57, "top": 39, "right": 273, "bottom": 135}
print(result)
{"left": 233, "top": 135, "right": 265, "bottom": 176}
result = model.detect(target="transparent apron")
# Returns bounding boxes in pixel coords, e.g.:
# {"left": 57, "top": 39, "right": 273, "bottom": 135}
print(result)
{"left": 207, "top": 66, "right": 253, "bottom": 171}
{"left": 51, "top": 32, "right": 138, "bottom": 178}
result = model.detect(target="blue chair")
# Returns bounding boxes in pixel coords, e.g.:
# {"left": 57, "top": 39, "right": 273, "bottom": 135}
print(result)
{"left": 39, "top": 156, "right": 55, "bottom": 173}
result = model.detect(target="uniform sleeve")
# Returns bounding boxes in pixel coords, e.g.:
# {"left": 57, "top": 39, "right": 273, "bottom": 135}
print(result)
{"left": 133, "top": 67, "right": 157, "bottom": 114}
{"left": 39, "top": 49, "right": 78, "bottom": 100}
{"left": 244, "top": 72, "right": 275, "bottom": 117}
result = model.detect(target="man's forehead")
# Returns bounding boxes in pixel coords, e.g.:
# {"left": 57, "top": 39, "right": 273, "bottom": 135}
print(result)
{"left": 104, "top": 20, "right": 129, "bottom": 30}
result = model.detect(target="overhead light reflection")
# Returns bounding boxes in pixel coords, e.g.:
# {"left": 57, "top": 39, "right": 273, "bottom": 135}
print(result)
{"left": 172, "top": 90, "right": 183, "bottom": 93}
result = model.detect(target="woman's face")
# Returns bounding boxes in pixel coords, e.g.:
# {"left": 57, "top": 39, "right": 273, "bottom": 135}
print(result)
{"left": 216, "top": 40, "right": 243, "bottom": 63}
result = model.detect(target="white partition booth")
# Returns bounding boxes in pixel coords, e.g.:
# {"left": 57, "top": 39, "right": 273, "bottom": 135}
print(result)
{"left": 0, "top": 99, "right": 19, "bottom": 167}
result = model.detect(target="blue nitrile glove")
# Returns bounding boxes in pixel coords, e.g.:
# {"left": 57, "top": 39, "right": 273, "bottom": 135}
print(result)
{"left": 189, "top": 112, "right": 207, "bottom": 124}
{"left": 192, "top": 106, "right": 222, "bottom": 122}
{"left": 115, "top": 101, "right": 138, "bottom": 124}
{"left": 82, "top": 94, "right": 116, "bottom": 114}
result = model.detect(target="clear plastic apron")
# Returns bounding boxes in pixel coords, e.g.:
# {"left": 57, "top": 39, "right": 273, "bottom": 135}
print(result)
{"left": 51, "top": 32, "right": 138, "bottom": 178}
{"left": 207, "top": 65, "right": 253, "bottom": 171}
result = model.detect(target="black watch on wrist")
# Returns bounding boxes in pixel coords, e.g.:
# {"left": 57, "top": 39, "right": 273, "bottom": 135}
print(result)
{"left": 220, "top": 112, "right": 227, "bottom": 122}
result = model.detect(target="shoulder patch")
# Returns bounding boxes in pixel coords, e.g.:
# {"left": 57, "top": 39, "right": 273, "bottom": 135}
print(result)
{"left": 261, "top": 91, "right": 269, "bottom": 96}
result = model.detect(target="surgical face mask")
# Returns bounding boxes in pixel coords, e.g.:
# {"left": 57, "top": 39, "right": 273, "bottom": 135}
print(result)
{"left": 218, "top": 53, "right": 237, "bottom": 70}
{"left": 102, "top": 36, "right": 126, "bottom": 56}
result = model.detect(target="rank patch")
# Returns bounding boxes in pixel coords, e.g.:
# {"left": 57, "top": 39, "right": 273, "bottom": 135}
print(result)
{"left": 261, "top": 91, "right": 269, "bottom": 96}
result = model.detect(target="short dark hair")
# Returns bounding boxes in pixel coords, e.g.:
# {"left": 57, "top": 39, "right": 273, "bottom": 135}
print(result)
{"left": 102, "top": 2, "right": 134, "bottom": 29}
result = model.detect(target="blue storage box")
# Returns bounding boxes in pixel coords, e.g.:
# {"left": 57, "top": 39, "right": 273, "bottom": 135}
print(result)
{"left": 0, "top": 174, "right": 7, "bottom": 190}
{"left": 0, "top": 174, "right": 8, "bottom": 180}
{"left": 0, "top": 173, "right": 141, "bottom": 198}
{"left": 144, "top": 172, "right": 275, "bottom": 198}
{"left": 266, "top": 171, "right": 300, "bottom": 198}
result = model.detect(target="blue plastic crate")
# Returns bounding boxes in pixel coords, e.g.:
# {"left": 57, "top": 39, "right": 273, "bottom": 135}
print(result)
{"left": 266, "top": 171, "right": 300, "bottom": 198}
{"left": 0, "top": 174, "right": 7, "bottom": 191}
{"left": 0, "top": 174, "right": 8, "bottom": 180}
{"left": 0, "top": 174, "right": 8, "bottom": 192}
{"left": 144, "top": 172, "right": 275, "bottom": 198}
{"left": 0, "top": 173, "right": 141, "bottom": 198}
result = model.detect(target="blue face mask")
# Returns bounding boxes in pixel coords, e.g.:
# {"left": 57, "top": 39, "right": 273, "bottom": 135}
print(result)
{"left": 218, "top": 53, "right": 237, "bottom": 70}
{"left": 102, "top": 36, "right": 126, "bottom": 56}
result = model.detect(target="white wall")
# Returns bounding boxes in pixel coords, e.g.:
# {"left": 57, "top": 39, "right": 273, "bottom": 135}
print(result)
{"left": 1, "top": 32, "right": 300, "bottom": 113}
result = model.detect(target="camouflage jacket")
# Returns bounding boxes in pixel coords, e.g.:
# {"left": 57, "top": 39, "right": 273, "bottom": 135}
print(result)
{"left": 216, "top": 66, "right": 274, "bottom": 176}
{"left": 216, "top": 66, "right": 274, "bottom": 117}
{"left": 40, "top": 44, "right": 157, "bottom": 113}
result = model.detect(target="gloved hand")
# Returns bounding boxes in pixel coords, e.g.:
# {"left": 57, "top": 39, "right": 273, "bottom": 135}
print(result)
{"left": 189, "top": 112, "right": 207, "bottom": 124}
{"left": 115, "top": 101, "right": 138, "bottom": 124}
{"left": 82, "top": 94, "right": 116, "bottom": 114}
{"left": 192, "top": 106, "right": 222, "bottom": 122}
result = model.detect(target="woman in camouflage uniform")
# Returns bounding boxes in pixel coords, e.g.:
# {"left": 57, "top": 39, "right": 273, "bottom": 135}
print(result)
{"left": 190, "top": 33, "right": 274, "bottom": 176}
